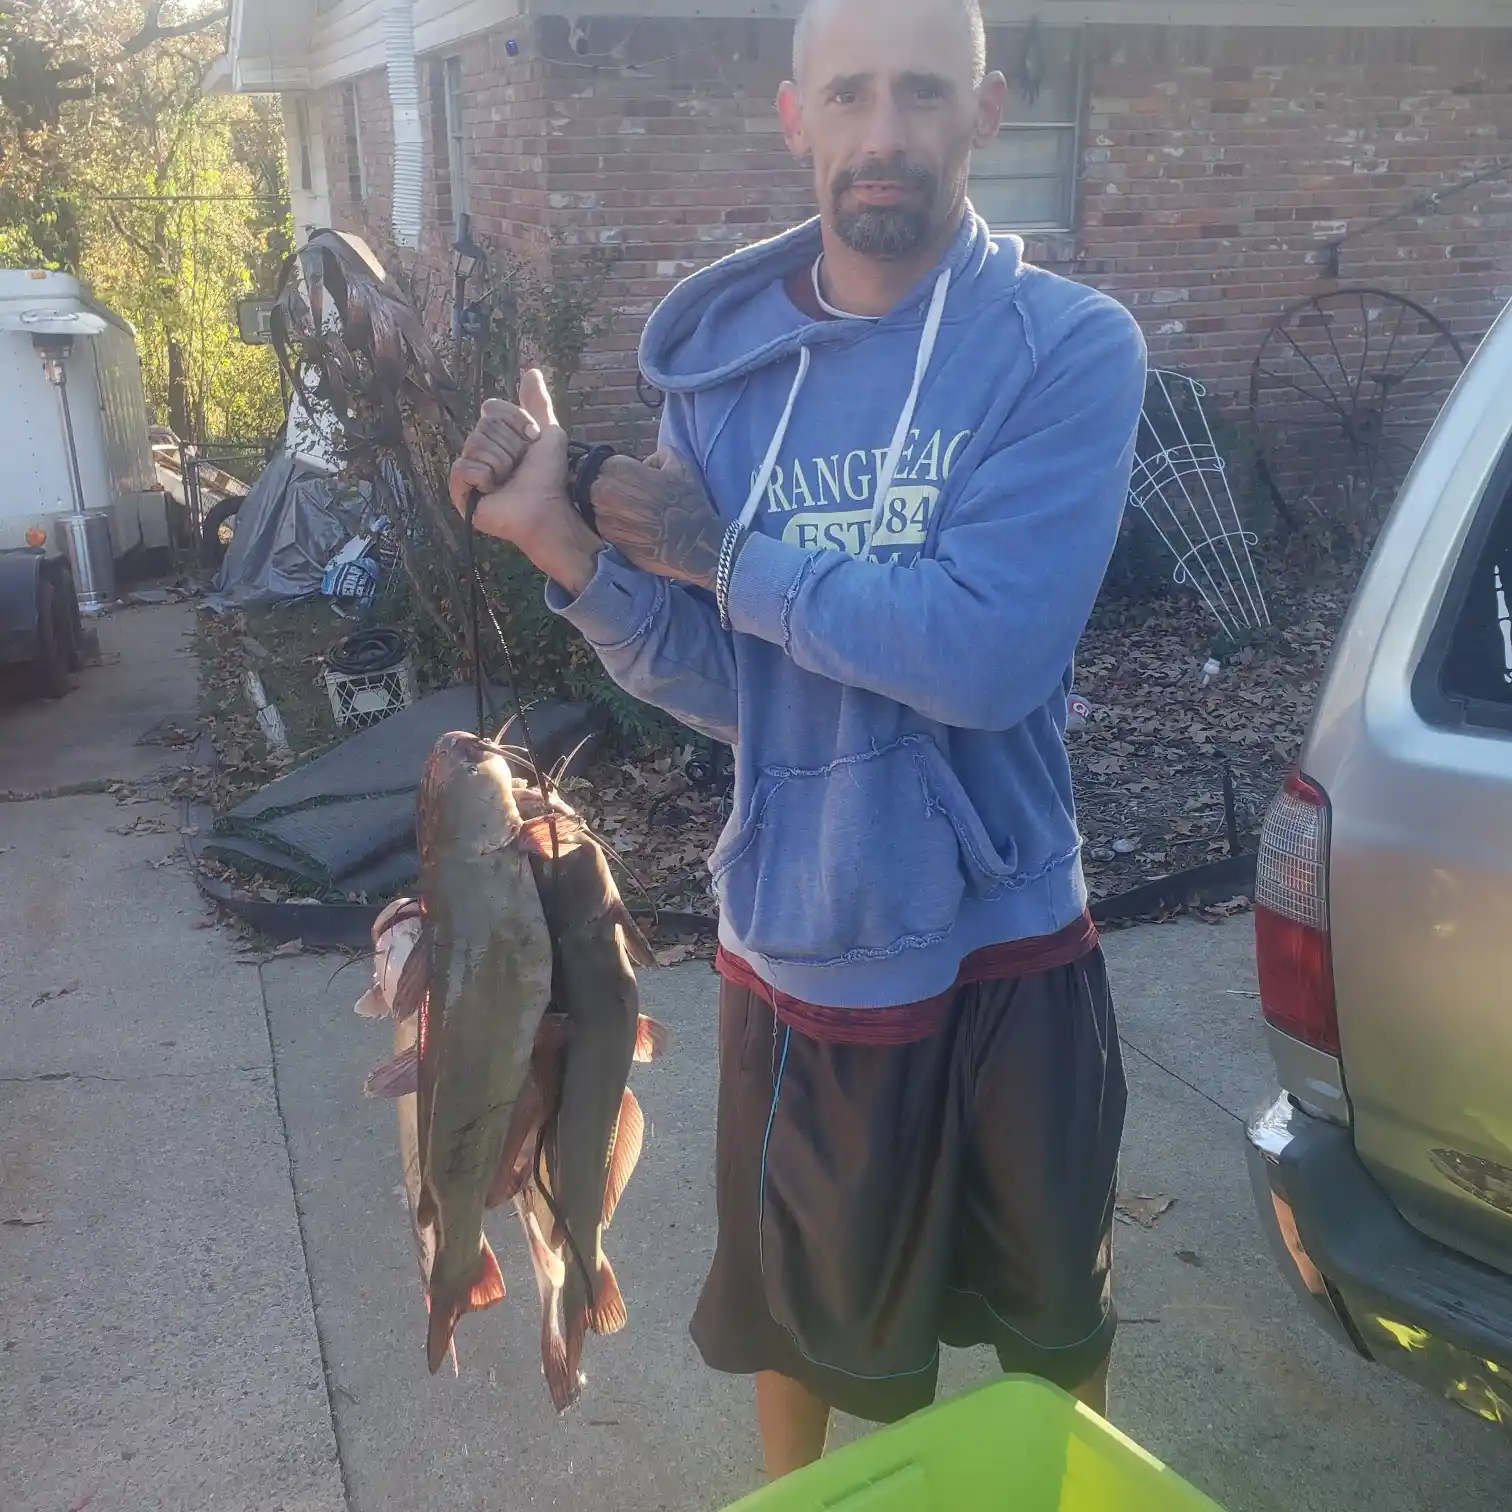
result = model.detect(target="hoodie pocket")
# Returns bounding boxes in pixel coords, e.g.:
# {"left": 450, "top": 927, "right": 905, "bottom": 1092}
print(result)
{"left": 708, "top": 736, "right": 1019, "bottom": 967}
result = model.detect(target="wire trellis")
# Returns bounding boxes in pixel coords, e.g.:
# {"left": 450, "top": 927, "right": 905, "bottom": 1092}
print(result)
{"left": 1129, "top": 369, "right": 1271, "bottom": 642}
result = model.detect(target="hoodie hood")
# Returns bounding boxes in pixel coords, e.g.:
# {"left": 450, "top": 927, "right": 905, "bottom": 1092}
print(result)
{"left": 639, "top": 206, "right": 1015, "bottom": 396}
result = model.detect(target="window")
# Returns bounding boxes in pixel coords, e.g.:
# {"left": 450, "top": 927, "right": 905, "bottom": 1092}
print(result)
{"left": 293, "top": 96, "right": 314, "bottom": 193}
{"left": 972, "top": 26, "right": 1083, "bottom": 234}
{"left": 342, "top": 82, "right": 366, "bottom": 205}
{"left": 442, "top": 55, "right": 468, "bottom": 233}
{"left": 1415, "top": 440, "right": 1512, "bottom": 731}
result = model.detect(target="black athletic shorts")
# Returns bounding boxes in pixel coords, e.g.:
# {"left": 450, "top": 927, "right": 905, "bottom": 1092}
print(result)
{"left": 689, "top": 949, "right": 1127, "bottom": 1424}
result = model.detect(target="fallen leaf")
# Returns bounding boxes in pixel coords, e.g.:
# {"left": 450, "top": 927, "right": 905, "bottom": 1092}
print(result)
{"left": 3, "top": 1211, "right": 46, "bottom": 1227}
{"left": 1116, "top": 1194, "right": 1174, "bottom": 1229}
{"left": 30, "top": 980, "right": 80, "bottom": 1008}
{"left": 108, "top": 815, "right": 174, "bottom": 836}
{"left": 654, "top": 944, "right": 694, "bottom": 967}
{"left": 272, "top": 939, "right": 305, "bottom": 957}
{"left": 1176, "top": 1249, "right": 1204, "bottom": 1267}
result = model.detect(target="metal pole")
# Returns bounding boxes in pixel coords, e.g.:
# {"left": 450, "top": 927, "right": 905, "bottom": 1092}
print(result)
{"left": 42, "top": 345, "right": 88, "bottom": 515}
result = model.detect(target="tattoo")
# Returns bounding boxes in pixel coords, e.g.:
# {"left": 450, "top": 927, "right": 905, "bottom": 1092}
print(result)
{"left": 591, "top": 466, "right": 725, "bottom": 590}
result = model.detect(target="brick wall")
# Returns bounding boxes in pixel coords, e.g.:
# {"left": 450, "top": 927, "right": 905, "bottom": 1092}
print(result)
{"left": 532, "top": 15, "right": 813, "bottom": 443}
{"left": 1074, "top": 24, "right": 1512, "bottom": 410}
{"left": 314, "top": 18, "right": 1512, "bottom": 452}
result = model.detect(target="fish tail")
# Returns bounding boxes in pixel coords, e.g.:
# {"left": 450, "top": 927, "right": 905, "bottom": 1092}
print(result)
{"left": 425, "top": 1238, "right": 506, "bottom": 1375}
{"left": 564, "top": 1305, "right": 590, "bottom": 1406}
{"left": 589, "top": 1254, "right": 627, "bottom": 1337}
{"left": 542, "top": 1299, "right": 578, "bottom": 1413}
{"left": 420, "top": 1290, "right": 460, "bottom": 1377}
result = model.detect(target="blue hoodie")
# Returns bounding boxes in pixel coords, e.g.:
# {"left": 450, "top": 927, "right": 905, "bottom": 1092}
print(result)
{"left": 547, "top": 207, "right": 1147, "bottom": 1010}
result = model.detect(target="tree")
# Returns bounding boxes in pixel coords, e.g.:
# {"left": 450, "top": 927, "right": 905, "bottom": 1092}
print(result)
{"left": 0, "top": 2, "right": 287, "bottom": 440}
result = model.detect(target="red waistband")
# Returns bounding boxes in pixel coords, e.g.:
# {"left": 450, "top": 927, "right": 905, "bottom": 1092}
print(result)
{"left": 715, "top": 912, "right": 1099, "bottom": 1047}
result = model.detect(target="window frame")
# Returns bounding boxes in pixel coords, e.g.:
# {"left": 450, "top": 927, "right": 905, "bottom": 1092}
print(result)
{"left": 293, "top": 95, "right": 314, "bottom": 194}
{"left": 442, "top": 55, "right": 468, "bottom": 235}
{"left": 970, "top": 26, "right": 1086, "bottom": 237}
{"left": 342, "top": 81, "right": 367, "bottom": 206}
{"left": 1411, "top": 434, "right": 1512, "bottom": 733}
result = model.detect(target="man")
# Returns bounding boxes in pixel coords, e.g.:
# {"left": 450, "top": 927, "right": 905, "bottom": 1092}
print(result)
{"left": 450, "top": 0, "right": 1146, "bottom": 1479}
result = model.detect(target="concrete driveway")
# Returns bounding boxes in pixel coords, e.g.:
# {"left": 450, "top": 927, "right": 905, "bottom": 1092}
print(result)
{"left": 3, "top": 601, "right": 1510, "bottom": 1512}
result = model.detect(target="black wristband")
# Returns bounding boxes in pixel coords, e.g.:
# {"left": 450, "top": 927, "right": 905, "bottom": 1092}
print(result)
{"left": 569, "top": 444, "right": 617, "bottom": 533}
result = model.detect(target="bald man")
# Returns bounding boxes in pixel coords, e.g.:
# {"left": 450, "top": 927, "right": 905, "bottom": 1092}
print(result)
{"left": 453, "top": 0, "right": 1147, "bottom": 1477}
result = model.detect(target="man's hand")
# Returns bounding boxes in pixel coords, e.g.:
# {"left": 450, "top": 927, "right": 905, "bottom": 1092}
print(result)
{"left": 449, "top": 369, "right": 605, "bottom": 597}
{"left": 590, "top": 446, "right": 726, "bottom": 591}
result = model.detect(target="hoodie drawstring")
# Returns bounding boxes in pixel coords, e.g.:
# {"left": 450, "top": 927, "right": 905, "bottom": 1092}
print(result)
{"left": 738, "top": 345, "right": 811, "bottom": 530}
{"left": 863, "top": 267, "right": 951, "bottom": 555}
{"left": 735, "top": 265, "right": 952, "bottom": 549}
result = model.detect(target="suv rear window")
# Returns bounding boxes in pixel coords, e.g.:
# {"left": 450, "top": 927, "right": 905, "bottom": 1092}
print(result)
{"left": 1417, "top": 446, "right": 1512, "bottom": 730}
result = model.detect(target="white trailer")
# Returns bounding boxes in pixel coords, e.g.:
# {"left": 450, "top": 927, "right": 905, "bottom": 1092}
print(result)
{"left": 0, "top": 270, "right": 166, "bottom": 561}
{"left": 0, "top": 271, "right": 165, "bottom": 696}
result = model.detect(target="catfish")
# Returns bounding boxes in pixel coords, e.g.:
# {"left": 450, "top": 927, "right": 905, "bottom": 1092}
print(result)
{"left": 362, "top": 733, "right": 555, "bottom": 1374}
{"left": 501, "top": 802, "right": 662, "bottom": 1410}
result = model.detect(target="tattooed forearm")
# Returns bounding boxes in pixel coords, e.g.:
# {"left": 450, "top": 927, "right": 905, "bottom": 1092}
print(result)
{"left": 590, "top": 457, "right": 726, "bottom": 590}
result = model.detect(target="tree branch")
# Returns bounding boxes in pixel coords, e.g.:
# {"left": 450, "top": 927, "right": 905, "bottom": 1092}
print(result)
{"left": 117, "top": 3, "right": 231, "bottom": 61}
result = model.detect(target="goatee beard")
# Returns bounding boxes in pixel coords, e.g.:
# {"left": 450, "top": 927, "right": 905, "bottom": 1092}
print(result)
{"left": 831, "top": 157, "right": 938, "bottom": 259}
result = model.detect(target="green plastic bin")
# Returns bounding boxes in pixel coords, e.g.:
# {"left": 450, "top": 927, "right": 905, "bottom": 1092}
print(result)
{"left": 721, "top": 1377, "right": 1225, "bottom": 1512}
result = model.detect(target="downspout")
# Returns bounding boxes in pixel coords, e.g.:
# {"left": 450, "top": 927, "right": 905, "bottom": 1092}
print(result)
{"left": 385, "top": 0, "right": 424, "bottom": 250}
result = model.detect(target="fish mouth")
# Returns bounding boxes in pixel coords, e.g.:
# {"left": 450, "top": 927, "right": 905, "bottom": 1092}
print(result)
{"left": 428, "top": 730, "right": 512, "bottom": 778}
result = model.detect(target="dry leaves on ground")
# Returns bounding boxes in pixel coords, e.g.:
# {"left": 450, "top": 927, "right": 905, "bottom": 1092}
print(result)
{"left": 1116, "top": 1194, "right": 1175, "bottom": 1229}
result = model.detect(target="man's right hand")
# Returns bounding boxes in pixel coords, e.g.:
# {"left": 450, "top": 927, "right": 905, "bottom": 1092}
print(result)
{"left": 448, "top": 369, "right": 605, "bottom": 596}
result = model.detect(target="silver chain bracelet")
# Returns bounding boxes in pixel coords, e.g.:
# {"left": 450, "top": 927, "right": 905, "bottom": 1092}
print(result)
{"left": 716, "top": 520, "right": 748, "bottom": 631}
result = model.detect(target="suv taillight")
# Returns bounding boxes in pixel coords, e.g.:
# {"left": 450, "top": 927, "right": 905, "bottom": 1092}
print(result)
{"left": 1254, "top": 769, "right": 1340, "bottom": 1056}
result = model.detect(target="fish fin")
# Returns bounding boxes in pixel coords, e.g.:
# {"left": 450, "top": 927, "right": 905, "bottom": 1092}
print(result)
{"left": 354, "top": 987, "right": 388, "bottom": 1019}
{"left": 589, "top": 1254, "right": 628, "bottom": 1336}
{"left": 520, "top": 813, "right": 585, "bottom": 857}
{"left": 372, "top": 896, "right": 421, "bottom": 945}
{"left": 612, "top": 903, "right": 656, "bottom": 968}
{"left": 425, "top": 1239, "right": 506, "bottom": 1375}
{"left": 487, "top": 1083, "right": 546, "bottom": 1210}
{"left": 632, "top": 1016, "right": 670, "bottom": 1064}
{"left": 542, "top": 1301, "right": 578, "bottom": 1413}
{"left": 469, "top": 1237, "right": 508, "bottom": 1308}
{"left": 601, "top": 1088, "right": 645, "bottom": 1229}
{"left": 391, "top": 925, "right": 432, "bottom": 1022}
{"left": 363, "top": 1043, "right": 418, "bottom": 1098}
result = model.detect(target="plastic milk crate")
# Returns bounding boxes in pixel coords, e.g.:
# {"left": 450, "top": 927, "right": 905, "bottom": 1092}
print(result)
{"left": 720, "top": 1379, "right": 1225, "bottom": 1512}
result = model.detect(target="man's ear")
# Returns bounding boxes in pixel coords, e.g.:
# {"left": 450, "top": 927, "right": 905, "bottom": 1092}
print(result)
{"left": 777, "top": 80, "right": 808, "bottom": 157}
{"left": 973, "top": 71, "right": 1009, "bottom": 149}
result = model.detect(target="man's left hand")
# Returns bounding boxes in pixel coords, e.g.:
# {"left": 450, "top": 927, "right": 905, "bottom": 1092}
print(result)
{"left": 591, "top": 448, "right": 727, "bottom": 592}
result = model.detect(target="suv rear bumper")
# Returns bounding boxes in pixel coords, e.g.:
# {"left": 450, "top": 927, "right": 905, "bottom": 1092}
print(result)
{"left": 1247, "top": 1093, "right": 1512, "bottom": 1433}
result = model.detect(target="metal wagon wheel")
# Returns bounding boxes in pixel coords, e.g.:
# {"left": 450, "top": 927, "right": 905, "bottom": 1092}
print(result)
{"left": 1250, "top": 288, "right": 1467, "bottom": 544}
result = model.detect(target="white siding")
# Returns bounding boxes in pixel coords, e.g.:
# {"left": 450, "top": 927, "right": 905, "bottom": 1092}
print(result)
{"left": 307, "top": 0, "right": 524, "bottom": 87}
{"left": 530, "top": 0, "right": 1512, "bottom": 23}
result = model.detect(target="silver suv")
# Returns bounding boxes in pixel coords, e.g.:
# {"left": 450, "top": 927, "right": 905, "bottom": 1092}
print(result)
{"left": 1246, "top": 294, "right": 1512, "bottom": 1435}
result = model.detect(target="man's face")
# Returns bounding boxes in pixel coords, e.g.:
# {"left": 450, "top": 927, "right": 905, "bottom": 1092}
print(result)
{"left": 778, "top": 0, "right": 1006, "bottom": 260}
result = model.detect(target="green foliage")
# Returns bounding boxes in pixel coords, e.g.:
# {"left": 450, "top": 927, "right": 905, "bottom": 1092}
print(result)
{"left": 0, "top": 2, "right": 288, "bottom": 442}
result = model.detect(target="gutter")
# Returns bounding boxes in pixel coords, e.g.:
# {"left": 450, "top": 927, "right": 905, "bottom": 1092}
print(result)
{"left": 385, "top": 0, "right": 425, "bottom": 249}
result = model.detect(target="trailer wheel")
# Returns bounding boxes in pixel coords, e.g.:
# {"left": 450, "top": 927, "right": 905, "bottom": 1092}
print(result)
{"left": 31, "top": 577, "right": 70, "bottom": 700}
{"left": 202, "top": 497, "right": 241, "bottom": 561}
{"left": 53, "top": 564, "right": 83, "bottom": 672}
